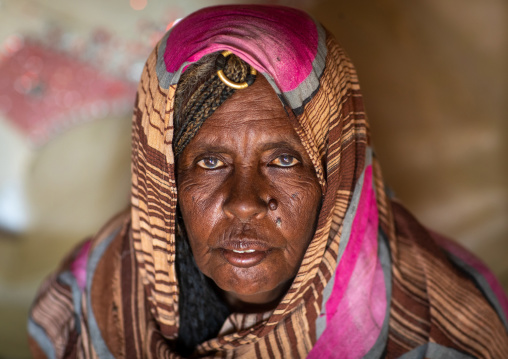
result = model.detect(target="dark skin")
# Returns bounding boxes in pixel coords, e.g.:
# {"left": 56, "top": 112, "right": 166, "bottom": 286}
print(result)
{"left": 177, "top": 76, "right": 322, "bottom": 313}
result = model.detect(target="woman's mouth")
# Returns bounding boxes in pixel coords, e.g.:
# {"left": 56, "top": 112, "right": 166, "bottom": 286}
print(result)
{"left": 221, "top": 248, "right": 269, "bottom": 268}
{"left": 214, "top": 236, "right": 273, "bottom": 268}
{"left": 232, "top": 249, "right": 255, "bottom": 253}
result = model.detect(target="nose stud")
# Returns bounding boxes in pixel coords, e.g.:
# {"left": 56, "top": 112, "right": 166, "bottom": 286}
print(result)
{"left": 268, "top": 198, "right": 278, "bottom": 211}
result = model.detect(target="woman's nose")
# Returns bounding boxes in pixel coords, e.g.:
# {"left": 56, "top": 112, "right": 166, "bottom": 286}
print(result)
{"left": 222, "top": 169, "right": 268, "bottom": 222}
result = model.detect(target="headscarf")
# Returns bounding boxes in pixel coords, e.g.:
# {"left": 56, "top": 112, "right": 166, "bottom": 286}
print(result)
{"left": 29, "top": 5, "right": 508, "bottom": 358}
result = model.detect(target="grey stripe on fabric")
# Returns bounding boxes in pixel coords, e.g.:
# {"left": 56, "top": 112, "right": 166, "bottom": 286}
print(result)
{"left": 85, "top": 227, "right": 121, "bottom": 359}
{"left": 59, "top": 271, "right": 83, "bottom": 334}
{"left": 445, "top": 250, "right": 508, "bottom": 332}
{"left": 163, "top": 60, "right": 193, "bottom": 90}
{"left": 28, "top": 318, "right": 56, "bottom": 359}
{"left": 279, "top": 20, "right": 328, "bottom": 113}
{"left": 155, "top": 30, "right": 173, "bottom": 89}
{"left": 156, "top": 28, "right": 197, "bottom": 89}
{"left": 316, "top": 148, "right": 372, "bottom": 339}
{"left": 336, "top": 148, "right": 372, "bottom": 264}
{"left": 363, "top": 231, "right": 392, "bottom": 359}
{"left": 315, "top": 274, "right": 333, "bottom": 339}
{"left": 397, "top": 342, "right": 476, "bottom": 359}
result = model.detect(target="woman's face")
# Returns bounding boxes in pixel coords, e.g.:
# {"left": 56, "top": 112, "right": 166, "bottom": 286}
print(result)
{"left": 177, "top": 76, "right": 321, "bottom": 310}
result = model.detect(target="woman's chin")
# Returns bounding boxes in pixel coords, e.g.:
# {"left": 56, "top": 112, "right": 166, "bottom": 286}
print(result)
{"left": 210, "top": 268, "right": 293, "bottom": 312}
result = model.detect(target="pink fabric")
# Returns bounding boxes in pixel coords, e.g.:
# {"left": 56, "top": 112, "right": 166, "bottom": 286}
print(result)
{"left": 164, "top": 5, "right": 319, "bottom": 93}
{"left": 70, "top": 240, "right": 91, "bottom": 291}
{"left": 309, "top": 166, "right": 386, "bottom": 358}
{"left": 435, "top": 234, "right": 508, "bottom": 322}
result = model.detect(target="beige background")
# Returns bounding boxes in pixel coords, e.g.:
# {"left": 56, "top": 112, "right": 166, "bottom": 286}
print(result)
{"left": 0, "top": 0, "right": 506, "bottom": 357}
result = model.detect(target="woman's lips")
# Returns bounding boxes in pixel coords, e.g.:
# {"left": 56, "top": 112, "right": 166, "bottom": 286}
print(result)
{"left": 216, "top": 239, "right": 272, "bottom": 268}
{"left": 221, "top": 248, "right": 269, "bottom": 268}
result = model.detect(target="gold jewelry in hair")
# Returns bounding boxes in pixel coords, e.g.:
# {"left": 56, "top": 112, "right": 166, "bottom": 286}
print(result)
{"left": 216, "top": 50, "right": 257, "bottom": 90}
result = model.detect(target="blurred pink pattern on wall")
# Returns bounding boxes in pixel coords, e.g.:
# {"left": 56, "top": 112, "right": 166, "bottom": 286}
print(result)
{"left": 0, "top": 39, "right": 135, "bottom": 145}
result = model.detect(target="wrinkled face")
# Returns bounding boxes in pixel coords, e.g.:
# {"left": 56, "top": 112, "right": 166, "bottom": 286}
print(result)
{"left": 177, "top": 76, "right": 321, "bottom": 310}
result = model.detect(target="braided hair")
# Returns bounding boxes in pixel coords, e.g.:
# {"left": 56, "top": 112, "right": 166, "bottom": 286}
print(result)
{"left": 173, "top": 52, "right": 252, "bottom": 156}
{"left": 173, "top": 52, "right": 255, "bottom": 356}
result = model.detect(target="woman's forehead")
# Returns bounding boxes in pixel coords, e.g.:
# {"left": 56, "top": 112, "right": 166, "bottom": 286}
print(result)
{"left": 190, "top": 95, "right": 301, "bottom": 149}
{"left": 209, "top": 76, "right": 286, "bottom": 124}
{"left": 179, "top": 76, "right": 312, "bottom": 158}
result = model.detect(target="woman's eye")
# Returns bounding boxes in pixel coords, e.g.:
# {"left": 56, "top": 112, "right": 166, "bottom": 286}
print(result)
{"left": 197, "top": 157, "right": 225, "bottom": 169}
{"left": 270, "top": 154, "right": 300, "bottom": 167}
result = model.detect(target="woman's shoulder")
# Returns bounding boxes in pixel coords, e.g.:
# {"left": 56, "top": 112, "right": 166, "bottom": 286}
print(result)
{"left": 28, "top": 208, "right": 131, "bottom": 358}
{"left": 390, "top": 200, "right": 507, "bottom": 305}
{"left": 389, "top": 201, "right": 508, "bottom": 357}
{"left": 35, "top": 208, "right": 130, "bottom": 297}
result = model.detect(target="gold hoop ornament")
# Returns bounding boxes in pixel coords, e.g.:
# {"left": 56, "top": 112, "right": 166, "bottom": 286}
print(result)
{"left": 216, "top": 50, "right": 257, "bottom": 90}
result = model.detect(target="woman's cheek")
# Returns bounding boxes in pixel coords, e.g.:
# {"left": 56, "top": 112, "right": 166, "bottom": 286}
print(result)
{"left": 275, "top": 172, "right": 321, "bottom": 237}
{"left": 178, "top": 174, "right": 225, "bottom": 255}
{"left": 275, "top": 171, "right": 320, "bottom": 205}
{"left": 179, "top": 173, "right": 219, "bottom": 211}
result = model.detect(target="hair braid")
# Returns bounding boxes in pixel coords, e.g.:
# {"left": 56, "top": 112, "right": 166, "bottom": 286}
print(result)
{"left": 173, "top": 53, "right": 252, "bottom": 156}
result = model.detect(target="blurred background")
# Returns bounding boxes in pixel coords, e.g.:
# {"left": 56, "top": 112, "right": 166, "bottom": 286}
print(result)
{"left": 0, "top": 0, "right": 506, "bottom": 357}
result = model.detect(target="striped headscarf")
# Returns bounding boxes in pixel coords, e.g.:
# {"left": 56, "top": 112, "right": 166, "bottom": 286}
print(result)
{"left": 29, "top": 5, "right": 508, "bottom": 358}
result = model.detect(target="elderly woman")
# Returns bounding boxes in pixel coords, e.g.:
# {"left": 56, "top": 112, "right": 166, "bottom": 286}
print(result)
{"left": 29, "top": 5, "right": 508, "bottom": 358}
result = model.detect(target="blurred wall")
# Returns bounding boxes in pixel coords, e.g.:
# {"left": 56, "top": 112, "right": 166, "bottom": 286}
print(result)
{"left": 0, "top": 0, "right": 506, "bottom": 357}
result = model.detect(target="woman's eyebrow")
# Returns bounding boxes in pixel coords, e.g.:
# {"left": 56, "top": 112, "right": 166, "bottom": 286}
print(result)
{"left": 187, "top": 139, "right": 301, "bottom": 154}
{"left": 260, "top": 140, "right": 301, "bottom": 152}
{"left": 187, "top": 142, "right": 230, "bottom": 154}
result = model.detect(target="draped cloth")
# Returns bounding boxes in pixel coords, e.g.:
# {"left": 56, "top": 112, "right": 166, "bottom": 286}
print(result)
{"left": 28, "top": 5, "right": 508, "bottom": 358}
